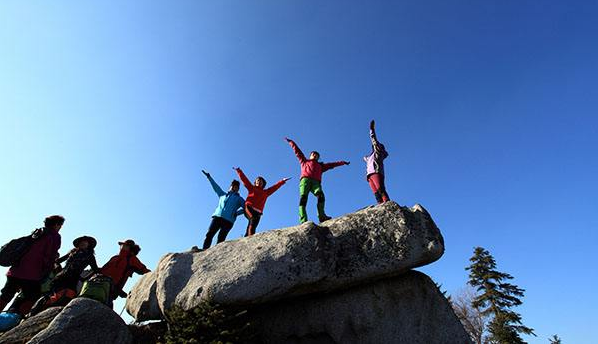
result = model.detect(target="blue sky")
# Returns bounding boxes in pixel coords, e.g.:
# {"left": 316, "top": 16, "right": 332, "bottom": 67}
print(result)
{"left": 1, "top": 1, "right": 597, "bottom": 342}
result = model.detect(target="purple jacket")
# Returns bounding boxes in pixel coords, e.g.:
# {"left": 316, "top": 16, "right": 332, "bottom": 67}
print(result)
{"left": 364, "top": 127, "right": 388, "bottom": 177}
{"left": 7, "top": 229, "right": 61, "bottom": 281}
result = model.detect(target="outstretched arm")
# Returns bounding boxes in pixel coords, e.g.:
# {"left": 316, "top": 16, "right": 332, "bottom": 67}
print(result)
{"left": 370, "top": 120, "right": 388, "bottom": 158}
{"left": 202, "top": 170, "right": 225, "bottom": 197}
{"left": 265, "top": 177, "right": 291, "bottom": 196}
{"left": 234, "top": 167, "right": 253, "bottom": 190}
{"left": 322, "top": 161, "right": 350, "bottom": 172}
{"left": 286, "top": 137, "right": 307, "bottom": 163}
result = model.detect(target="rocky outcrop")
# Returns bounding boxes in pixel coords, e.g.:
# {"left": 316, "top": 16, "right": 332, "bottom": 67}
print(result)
{"left": 28, "top": 298, "right": 132, "bottom": 344}
{"left": 0, "top": 307, "right": 62, "bottom": 344}
{"left": 253, "top": 271, "right": 471, "bottom": 344}
{"left": 127, "top": 202, "right": 444, "bottom": 320}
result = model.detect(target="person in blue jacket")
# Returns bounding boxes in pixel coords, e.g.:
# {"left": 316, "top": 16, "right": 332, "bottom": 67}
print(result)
{"left": 200, "top": 170, "right": 245, "bottom": 249}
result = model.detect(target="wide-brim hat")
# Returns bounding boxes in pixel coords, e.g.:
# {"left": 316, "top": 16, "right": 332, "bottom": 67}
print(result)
{"left": 118, "top": 239, "right": 136, "bottom": 246}
{"left": 73, "top": 236, "right": 97, "bottom": 249}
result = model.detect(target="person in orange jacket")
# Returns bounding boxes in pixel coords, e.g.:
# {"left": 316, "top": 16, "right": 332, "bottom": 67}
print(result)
{"left": 100, "top": 239, "right": 150, "bottom": 303}
{"left": 233, "top": 167, "right": 291, "bottom": 236}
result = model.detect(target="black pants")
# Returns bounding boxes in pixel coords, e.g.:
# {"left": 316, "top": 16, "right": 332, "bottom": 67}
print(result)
{"left": 244, "top": 205, "right": 262, "bottom": 237}
{"left": 203, "top": 217, "right": 234, "bottom": 249}
{"left": 0, "top": 276, "right": 41, "bottom": 314}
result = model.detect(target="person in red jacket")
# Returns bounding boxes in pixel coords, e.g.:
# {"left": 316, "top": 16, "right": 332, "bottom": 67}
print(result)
{"left": 285, "top": 137, "right": 350, "bottom": 223}
{"left": 100, "top": 239, "right": 150, "bottom": 305}
{"left": 0, "top": 215, "right": 64, "bottom": 315}
{"left": 233, "top": 167, "right": 291, "bottom": 236}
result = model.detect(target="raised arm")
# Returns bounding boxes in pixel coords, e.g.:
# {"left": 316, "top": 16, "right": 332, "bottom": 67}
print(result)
{"left": 55, "top": 250, "right": 71, "bottom": 264}
{"left": 286, "top": 137, "right": 307, "bottom": 163}
{"left": 202, "top": 170, "right": 225, "bottom": 197}
{"left": 89, "top": 255, "right": 100, "bottom": 273}
{"left": 234, "top": 167, "right": 253, "bottom": 190}
{"left": 322, "top": 161, "right": 350, "bottom": 172}
{"left": 265, "top": 178, "right": 290, "bottom": 196}
{"left": 370, "top": 120, "right": 388, "bottom": 158}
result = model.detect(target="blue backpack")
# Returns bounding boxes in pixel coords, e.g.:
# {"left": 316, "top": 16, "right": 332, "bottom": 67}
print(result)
{"left": 0, "top": 312, "right": 22, "bottom": 332}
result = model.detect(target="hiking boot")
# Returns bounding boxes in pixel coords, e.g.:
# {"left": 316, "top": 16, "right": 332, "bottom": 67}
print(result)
{"left": 318, "top": 215, "right": 332, "bottom": 223}
{"left": 190, "top": 246, "right": 204, "bottom": 253}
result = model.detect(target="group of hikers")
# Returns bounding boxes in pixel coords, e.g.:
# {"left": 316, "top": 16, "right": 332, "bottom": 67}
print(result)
{"left": 0, "top": 120, "right": 391, "bottom": 330}
{"left": 197, "top": 120, "right": 391, "bottom": 250}
{"left": 0, "top": 215, "right": 150, "bottom": 329}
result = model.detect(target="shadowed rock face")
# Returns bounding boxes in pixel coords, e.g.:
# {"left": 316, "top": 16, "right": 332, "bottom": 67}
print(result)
{"left": 28, "top": 298, "right": 132, "bottom": 344}
{"left": 127, "top": 202, "right": 444, "bottom": 321}
{"left": 253, "top": 271, "right": 472, "bottom": 344}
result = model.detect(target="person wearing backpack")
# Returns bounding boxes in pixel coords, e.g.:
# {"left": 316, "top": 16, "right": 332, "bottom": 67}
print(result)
{"left": 0, "top": 215, "right": 64, "bottom": 315}
{"left": 285, "top": 137, "right": 350, "bottom": 223}
{"left": 29, "top": 236, "right": 99, "bottom": 316}
{"left": 199, "top": 170, "right": 245, "bottom": 249}
{"left": 233, "top": 167, "right": 290, "bottom": 236}
{"left": 364, "top": 120, "right": 390, "bottom": 204}
{"left": 100, "top": 239, "right": 150, "bottom": 306}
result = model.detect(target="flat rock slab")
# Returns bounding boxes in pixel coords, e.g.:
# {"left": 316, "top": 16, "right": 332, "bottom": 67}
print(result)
{"left": 28, "top": 298, "right": 132, "bottom": 344}
{"left": 254, "top": 271, "right": 472, "bottom": 344}
{"left": 127, "top": 202, "right": 444, "bottom": 321}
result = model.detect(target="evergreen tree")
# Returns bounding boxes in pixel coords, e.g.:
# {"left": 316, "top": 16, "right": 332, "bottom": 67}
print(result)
{"left": 549, "top": 334, "right": 562, "bottom": 344}
{"left": 466, "top": 247, "right": 535, "bottom": 344}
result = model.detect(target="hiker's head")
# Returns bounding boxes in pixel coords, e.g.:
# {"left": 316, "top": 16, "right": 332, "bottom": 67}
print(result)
{"left": 310, "top": 151, "right": 320, "bottom": 161}
{"left": 230, "top": 180, "right": 240, "bottom": 192}
{"left": 44, "top": 215, "right": 65, "bottom": 231}
{"left": 74, "top": 236, "right": 97, "bottom": 251}
{"left": 118, "top": 239, "right": 136, "bottom": 252}
{"left": 254, "top": 177, "right": 266, "bottom": 188}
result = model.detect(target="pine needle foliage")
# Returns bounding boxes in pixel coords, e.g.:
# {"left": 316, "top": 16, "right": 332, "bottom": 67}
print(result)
{"left": 466, "top": 247, "right": 535, "bottom": 344}
{"left": 162, "top": 301, "right": 256, "bottom": 344}
{"left": 548, "top": 334, "right": 562, "bottom": 344}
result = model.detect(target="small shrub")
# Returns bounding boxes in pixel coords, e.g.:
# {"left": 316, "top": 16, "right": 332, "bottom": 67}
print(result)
{"left": 162, "top": 301, "right": 256, "bottom": 344}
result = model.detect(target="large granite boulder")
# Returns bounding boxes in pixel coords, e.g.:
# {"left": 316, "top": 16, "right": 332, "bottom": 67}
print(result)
{"left": 127, "top": 202, "right": 444, "bottom": 320}
{"left": 28, "top": 298, "right": 132, "bottom": 344}
{"left": 0, "top": 307, "right": 62, "bottom": 344}
{"left": 254, "top": 271, "right": 472, "bottom": 344}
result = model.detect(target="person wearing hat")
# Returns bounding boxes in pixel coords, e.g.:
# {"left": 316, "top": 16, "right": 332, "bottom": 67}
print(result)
{"left": 100, "top": 239, "right": 150, "bottom": 305}
{"left": 29, "top": 235, "right": 99, "bottom": 316}
{"left": 50, "top": 235, "right": 99, "bottom": 292}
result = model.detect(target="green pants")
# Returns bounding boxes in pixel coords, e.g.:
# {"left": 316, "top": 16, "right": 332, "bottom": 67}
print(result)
{"left": 299, "top": 178, "right": 327, "bottom": 223}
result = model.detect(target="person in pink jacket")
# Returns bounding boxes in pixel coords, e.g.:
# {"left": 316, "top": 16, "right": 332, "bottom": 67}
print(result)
{"left": 285, "top": 137, "right": 350, "bottom": 223}
{"left": 364, "top": 120, "right": 390, "bottom": 203}
{"left": 0, "top": 215, "right": 63, "bottom": 315}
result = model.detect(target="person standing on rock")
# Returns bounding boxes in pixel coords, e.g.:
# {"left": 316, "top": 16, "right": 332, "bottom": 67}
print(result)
{"left": 200, "top": 170, "right": 245, "bottom": 249}
{"left": 233, "top": 167, "right": 291, "bottom": 236}
{"left": 285, "top": 137, "right": 350, "bottom": 223}
{"left": 0, "top": 215, "right": 63, "bottom": 315}
{"left": 100, "top": 239, "right": 150, "bottom": 306}
{"left": 364, "top": 120, "right": 390, "bottom": 204}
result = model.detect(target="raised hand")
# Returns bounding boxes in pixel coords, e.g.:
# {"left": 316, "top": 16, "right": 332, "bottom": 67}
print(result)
{"left": 232, "top": 167, "right": 241, "bottom": 172}
{"left": 370, "top": 120, "right": 375, "bottom": 130}
{"left": 285, "top": 137, "right": 292, "bottom": 143}
{"left": 201, "top": 170, "right": 210, "bottom": 178}
{"left": 282, "top": 177, "right": 292, "bottom": 182}
{"left": 345, "top": 161, "right": 351, "bottom": 165}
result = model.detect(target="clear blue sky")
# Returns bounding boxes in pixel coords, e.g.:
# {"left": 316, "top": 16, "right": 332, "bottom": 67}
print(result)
{"left": 1, "top": 1, "right": 596, "bottom": 342}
